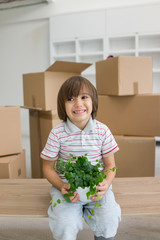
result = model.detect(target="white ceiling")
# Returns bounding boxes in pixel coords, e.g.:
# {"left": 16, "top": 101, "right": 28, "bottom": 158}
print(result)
{"left": 0, "top": 0, "right": 54, "bottom": 10}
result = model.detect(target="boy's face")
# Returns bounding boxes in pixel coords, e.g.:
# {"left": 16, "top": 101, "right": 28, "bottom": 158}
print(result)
{"left": 65, "top": 87, "right": 92, "bottom": 130}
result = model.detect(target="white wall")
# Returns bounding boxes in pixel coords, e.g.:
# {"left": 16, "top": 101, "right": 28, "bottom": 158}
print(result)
{"left": 50, "top": 0, "right": 160, "bottom": 15}
{"left": 1, "top": 0, "right": 160, "bottom": 24}
{"left": 0, "top": 18, "right": 49, "bottom": 177}
{"left": 0, "top": 0, "right": 159, "bottom": 177}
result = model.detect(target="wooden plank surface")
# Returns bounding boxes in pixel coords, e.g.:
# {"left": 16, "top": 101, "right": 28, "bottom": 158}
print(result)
{"left": 0, "top": 179, "right": 51, "bottom": 217}
{"left": 0, "top": 177, "right": 160, "bottom": 216}
{"left": 113, "top": 177, "right": 160, "bottom": 215}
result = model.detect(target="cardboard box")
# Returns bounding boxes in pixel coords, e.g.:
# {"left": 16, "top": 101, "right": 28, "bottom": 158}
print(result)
{"left": 114, "top": 135, "right": 155, "bottom": 177}
{"left": 0, "top": 106, "right": 22, "bottom": 156}
{"left": 29, "top": 109, "right": 61, "bottom": 178}
{"left": 23, "top": 61, "right": 91, "bottom": 111}
{"left": 0, "top": 150, "right": 26, "bottom": 179}
{"left": 97, "top": 94, "right": 160, "bottom": 137}
{"left": 96, "top": 56, "right": 152, "bottom": 96}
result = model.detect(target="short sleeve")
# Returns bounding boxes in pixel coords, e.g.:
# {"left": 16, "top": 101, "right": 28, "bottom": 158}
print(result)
{"left": 101, "top": 127, "right": 119, "bottom": 157}
{"left": 40, "top": 129, "right": 60, "bottom": 161}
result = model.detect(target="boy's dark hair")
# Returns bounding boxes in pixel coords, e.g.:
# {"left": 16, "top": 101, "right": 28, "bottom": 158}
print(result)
{"left": 57, "top": 76, "right": 98, "bottom": 121}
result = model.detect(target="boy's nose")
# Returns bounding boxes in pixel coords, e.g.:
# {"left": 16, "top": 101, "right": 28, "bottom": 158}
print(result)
{"left": 74, "top": 98, "right": 82, "bottom": 107}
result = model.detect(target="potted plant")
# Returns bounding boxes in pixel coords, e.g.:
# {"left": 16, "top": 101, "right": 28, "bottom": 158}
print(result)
{"left": 51, "top": 154, "right": 117, "bottom": 219}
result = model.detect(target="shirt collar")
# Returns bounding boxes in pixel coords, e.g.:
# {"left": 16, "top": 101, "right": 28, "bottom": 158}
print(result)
{"left": 64, "top": 117, "right": 95, "bottom": 133}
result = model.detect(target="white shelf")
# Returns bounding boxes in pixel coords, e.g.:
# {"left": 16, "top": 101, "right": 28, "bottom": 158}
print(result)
{"left": 153, "top": 69, "right": 160, "bottom": 73}
{"left": 139, "top": 51, "right": 160, "bottom": 69}
{"left": 153, "top": 72, "right": 160, "bottom": 94}
{"left": 139, "top": 34, "right": 160, "bottom": 49}
{"left": 139, "top": 48, "right": 160, "bottom": 53}
{"left": 53, "top": 55, "right": 76, "bottom": 62}
{"left": 109, "top": 49, "right": 136, "bottom": 55}
{"left": 52, "top": 41, "right": 76, "bottom": 56}
{"left": 109, "top": 36, "right": 135, "bottom": 52}
{"left": 79, "top": 51, "right": 103, "bottom": 57}
{"left": 50, "top": 21, "right": 160, "bottom": 93}
{"left": 78, "top": 38, "right": 104, "bottom": 53}
{"left": 79, "top": 54, "right": 103, "bottom": 64}
{"left": 54, "top": 53, "right": 76, "bottom": 58}
{"left": 155, "top": 136, "right": 160, "bottom": 142}
{"left": 52, "top": 37, "right": 104, "bottom": 65}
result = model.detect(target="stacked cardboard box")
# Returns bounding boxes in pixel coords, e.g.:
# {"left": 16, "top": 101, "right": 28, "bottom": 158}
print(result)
{"left": 96, "top": 56, "right": 159, "bottom": 177}
{"left": 22, "top": 61, "right": 91, "bottom": 178}
{"left": 0, "top": 107, "right": 26, "bottom": 178}
{"left": 28, "top": 109, "right": 61, "bottom": 178}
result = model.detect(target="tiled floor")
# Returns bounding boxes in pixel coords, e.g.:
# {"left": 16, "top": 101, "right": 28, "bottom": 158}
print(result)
{"left": 0, "top": 215, "right": 160, "bottom": 240}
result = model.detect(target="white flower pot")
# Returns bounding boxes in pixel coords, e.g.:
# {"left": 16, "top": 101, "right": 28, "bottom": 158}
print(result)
{"left": 76, "top": 187, "right": 93, "bottom": 203}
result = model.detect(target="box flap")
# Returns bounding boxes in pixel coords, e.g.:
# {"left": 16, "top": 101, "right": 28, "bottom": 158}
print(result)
{"left": 46, "top": 61, "right": 91, "bottom": 73}
{"left": 21, "top": 106, "right": 43, "bottom": 111}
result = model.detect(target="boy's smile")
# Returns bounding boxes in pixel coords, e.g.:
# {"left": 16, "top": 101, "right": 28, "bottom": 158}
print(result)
{"left": 65, "top": 87, "right": 93, "bottom": 130}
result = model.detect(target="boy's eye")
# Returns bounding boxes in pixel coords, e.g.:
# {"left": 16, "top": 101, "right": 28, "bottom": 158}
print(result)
{"left": 67, "top": 98, "right": 74, "bottom": 101}
{"left": 81, "top": 95, "right": 88, "bottom": 99}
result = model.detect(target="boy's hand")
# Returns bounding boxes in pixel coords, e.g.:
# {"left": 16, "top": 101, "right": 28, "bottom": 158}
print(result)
{"left": 90, "top": 179, "right": 109, "bottom": 201}
{"left": 61, "top": 183, "right": 80, "bottom": 203}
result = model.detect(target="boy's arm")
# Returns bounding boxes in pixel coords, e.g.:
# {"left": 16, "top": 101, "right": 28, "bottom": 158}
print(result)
{"left": 43, "top": 159, "right": 66, "bottom": 191}
{"left": 103, "top": 154, "right": 117, "bottom": 187}
{"left": 91, "top": 154, "right": 116, "bottom": 201}
{"left": 43, "top": 159, "right": 79, "bottom": 202}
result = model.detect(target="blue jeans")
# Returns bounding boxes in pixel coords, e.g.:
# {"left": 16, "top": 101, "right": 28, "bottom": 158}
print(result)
{"left": 48, "top": 185, "right": 121, "bottom": 240}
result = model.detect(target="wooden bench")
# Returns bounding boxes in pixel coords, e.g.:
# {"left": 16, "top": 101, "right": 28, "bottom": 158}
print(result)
{"left": 0, "top": 177, "right": 160, "bottom": 216}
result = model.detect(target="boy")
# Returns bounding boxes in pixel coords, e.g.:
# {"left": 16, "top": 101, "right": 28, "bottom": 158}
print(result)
{"left": 41, "top": 76, "right": 121, "bottom": 240}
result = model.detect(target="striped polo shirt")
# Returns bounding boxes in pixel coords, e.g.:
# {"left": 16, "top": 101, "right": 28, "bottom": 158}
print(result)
{"left": 41, "top": 117, "right": 119, "bottom": 178}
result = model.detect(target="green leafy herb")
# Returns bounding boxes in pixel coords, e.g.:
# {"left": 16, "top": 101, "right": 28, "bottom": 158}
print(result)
{"left": 94, "top": 202, "right": 102, "bottom": 207}
{"left": 52, "top": 154, "right": 117, "bottom": 219}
